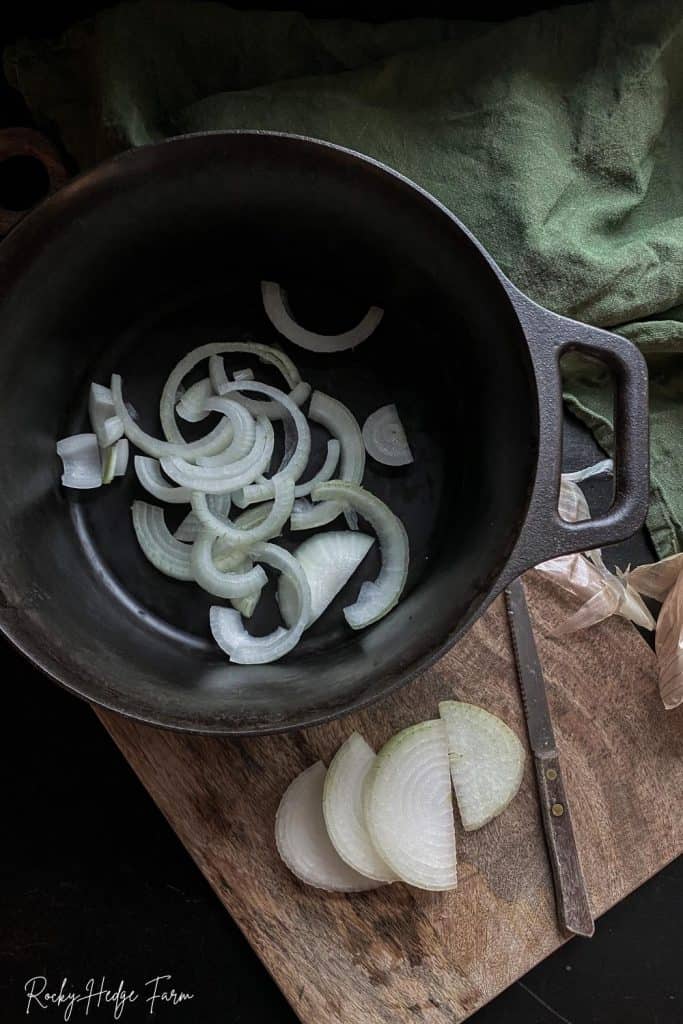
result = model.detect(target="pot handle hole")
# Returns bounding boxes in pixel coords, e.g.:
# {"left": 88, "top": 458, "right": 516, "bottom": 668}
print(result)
{"left": 0, "top": 128, "right": 70, "bottom": 237}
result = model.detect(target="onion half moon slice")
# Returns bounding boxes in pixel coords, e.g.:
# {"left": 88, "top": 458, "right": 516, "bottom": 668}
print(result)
{"left": 160, "top": 418, "right": 274, "bottom": 494}
{"left": 131, "top": 501, "right": 193, "bottom": 580}
{"left": 438, "top": 701, "right": 525, "bottom": 831}
{"left": 243, "top": 438, "right": 340, "bottom": 506}
{"left": 174, "top": 493, "right": 232, "bottom": 542}
{"left": 309, "top": 481, "right": 408, "bottom": 629}
{"left": 191, "top": 475, "right": 295, "bottom": 547}
{"left": 323, "top": 733, "right": 396, "bottom": 882}
{"left": 195, "top": 398, "right": 256, "bottom": 467}
{"left": 261, "top": 281, "right": 383, "bottom": 353}
{"left": 362, "top": 404, "right": 413, "bottom": 467}
{"left": 176, "top": 378, "right": 214, "bottom": 423}
{"left": 210, "top": 354, "right": 311, "bottom": 421}
{"left": 89, "top": 383, "right": 124, "bottom": 449}
{"left": 102, "top": 437, "right": 129, "bottom": 484}
{"left": 364, "top": 719, "right": 457, "bottom": 891}
{"left": 290, "top": 392, "right": 365, "bottom": 531}
{"left": 191, "top": 530, "right": 267, "bottom": 599}
{"left": 276, "top": 762, "right": 380, "bottom": 892}
{"left": 277, "top": 530, "right": 375, "bottom": 628}
{"left": 209, "top": 542, "right": 311, "bottom": 664}
{"left": 135, "top": 456, "right": 192, "bottom": 504}
{"left": 57, "top": 434, "right": 102, "bottom": 489}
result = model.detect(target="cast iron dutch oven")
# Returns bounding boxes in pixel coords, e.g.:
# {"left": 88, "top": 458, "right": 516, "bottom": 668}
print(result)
{"left": 0, "top": 130, "right": 649, "bottom": 734}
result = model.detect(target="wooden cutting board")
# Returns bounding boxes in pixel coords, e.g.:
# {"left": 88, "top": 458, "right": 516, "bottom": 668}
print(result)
{"left": 96, "top": 572, "right": 682, "bottom": 1023}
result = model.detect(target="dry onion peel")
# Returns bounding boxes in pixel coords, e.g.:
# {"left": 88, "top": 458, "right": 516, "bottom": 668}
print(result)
{"left": 654, "top": 569, "right": 683, "bottom": 709}
{"left": 362, "top": 404, "right": 413, "bottom": 467}
{"left": 57, "top": 434, "right": 102, "bottom": 489}
{"left": 275, "top": 762, "right": 380, "bottom": 892}
{"left": 322, "top": 733, "right": 396, "bottom": 882}
{"left": 363, "top": 719, "right": 457, "bottom": 891}
{"left": 277, "top": 530, "right": 375, "bottom": 628}
{"left": 310, "top": 481, "right": 408, "bottom": 629}
{"left": 131, "top": 501, "right": 193, "bottom": 580}
{"left": 261, "top": 280, "right": 383, "bottom": 354}
{"left": 628, "top": 553, "right": 683, "bottom": 603}
{"left": 438, "top": 701, "right": 525, "bottom": 831}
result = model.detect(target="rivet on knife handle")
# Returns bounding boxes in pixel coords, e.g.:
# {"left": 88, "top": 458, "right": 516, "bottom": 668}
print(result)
{"left": 504, "top": 578, "right": 595, "bottom": 939}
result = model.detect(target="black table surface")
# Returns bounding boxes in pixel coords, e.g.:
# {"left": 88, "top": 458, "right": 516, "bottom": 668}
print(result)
{"left": 1, "top": 3, "right": 681, "bottom": 1021}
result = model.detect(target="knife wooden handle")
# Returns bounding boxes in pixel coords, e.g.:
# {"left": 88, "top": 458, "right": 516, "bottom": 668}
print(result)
{"left": 534, "top": 751, "right": 595, "bottom": 938}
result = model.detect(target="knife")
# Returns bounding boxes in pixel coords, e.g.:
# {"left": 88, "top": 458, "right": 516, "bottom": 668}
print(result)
{"left": 504, "top": 577, "right": 595, "bottom": 938}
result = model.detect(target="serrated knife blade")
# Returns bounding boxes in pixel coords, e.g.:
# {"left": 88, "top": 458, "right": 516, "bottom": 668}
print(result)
{"left": 505, "top": 577, "right": 595, "bottom": 938}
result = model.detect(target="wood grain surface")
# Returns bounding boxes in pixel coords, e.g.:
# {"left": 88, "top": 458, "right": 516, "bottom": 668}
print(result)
{"left": 96, "top": 572, "right": 683, "bottom": 1023}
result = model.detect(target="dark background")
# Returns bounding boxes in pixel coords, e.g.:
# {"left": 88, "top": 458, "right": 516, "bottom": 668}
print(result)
{"left": 1, "top": 2, "right": 680, "bottom": 1022}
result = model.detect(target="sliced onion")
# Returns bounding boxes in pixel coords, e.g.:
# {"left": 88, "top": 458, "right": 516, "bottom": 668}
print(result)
{"left": 111, "top": 373, "right": 233, "bottom": 460}
{"left": 135, "top": 456, "right": 191, "bottom": 504}
{"left": 214, "top": 381, "right": 311, "bottom": 490}
{"left": 57, "top": 434, "right": 102, "bottom": 489}
{"left": 89, "top": 383, "right": 124, "bottom": 449}
{"left": 261, "top": 281, "right": 383, "bottom": 354}
{"left": 628, "top": 553, "right": 683, "bottom": 602}
{"left": 209, "top": 542, "right": 311, "bottom": 664}
{"left": 276, "top": 762, "right": 380, "bottom": 892}
{"left": 233, "top": 368, "right": 255, "bottom": 381}
{"left": 161, "top": 418, "right": 274, "bottom": 494}
{"left": 191, "top": 530, "right": 267, "bottom": 599}
{"left": 102, "top": 438, "right": 129, "bottom": 484}
{"left": 192, "top": 475, "right": 295, "bottom": 546}
{"left": 131, "top": 501, "right": 193, "bottom": 580}
{"left": 364, "top": 720, "right": 457, "bottom": 891}
{"left": 362, "top": 404, "right": 413, "bottom": 467}
{"left": 310, "top": 481, "right": 408, "bottom": 629}
{"left": 242, "top": 438, "right": 340, "bottom": 506}
{"left": 438, "top": 701, "right": 525, "bottom": 831}
{"left": 323, "top": 733, "right": 396, "bottom": 882}
{"left": 176, "top": 378, "right": 214, "bottom": 423}
{"left": 195, "top": 397, "right": 256, "bottom": 467}
{"left": 175, "top": 494, "right": 232, "bottom": 543}
{"left": 206, "top": 347, "right": 309, "bottom": 421}
{"left": 290, "top": 392, "right": 365, "bottom": 530}
{"left": 277, "top": 530, "right": 374, "bottom": 628}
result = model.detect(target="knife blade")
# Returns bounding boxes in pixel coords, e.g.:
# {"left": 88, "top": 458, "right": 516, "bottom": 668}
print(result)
{"left": 505, "top": 577, "right": 595, "bottom": 938}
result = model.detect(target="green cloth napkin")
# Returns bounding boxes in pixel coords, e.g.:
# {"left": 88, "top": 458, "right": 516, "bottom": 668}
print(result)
{"left": 5, "top": 0, "right": 683, "bottom": 555}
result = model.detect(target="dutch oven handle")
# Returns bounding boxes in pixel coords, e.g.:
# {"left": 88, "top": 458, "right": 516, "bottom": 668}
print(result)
{"left": 0, "top": 127, "right": 70, "bottom": 236}
{"left": 502, "top": 280, "right": 649, "bottom": 575}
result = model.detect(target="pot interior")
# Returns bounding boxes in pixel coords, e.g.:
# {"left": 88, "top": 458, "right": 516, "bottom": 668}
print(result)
{"left": 0, "top": 134, "right": 538, "bottom": 731}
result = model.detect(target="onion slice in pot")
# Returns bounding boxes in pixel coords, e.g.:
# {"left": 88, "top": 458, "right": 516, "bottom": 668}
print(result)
{"left": 57, "top": 434, "right": 102, "bottom": 489}
{"left": 191, "top": 530, "right": 267, "bottom": 599}
{"left": 438, "top": 701, "right": 525, "bottom": 831}
{"left": 89, "top": 383, "right": 124, "bottom": 449}
{"left": 160, "top": 418, "right": 274, "bottom": 494}
{"left": 102, "top": 438, "right": 129, "bottom": 484}
{"left": 176, "top": 378, "right": 214, "bottom": 423}
{"left": 135, "top": 456, "right": 192, "bottom": 504}
{"left": 261, "top": 281, "right": 383, "bottom": 354}
{"left": 309, "top": 481, "right": 408, "bottom": 629}
{"left": 207, "top": 351, "right": 309, "bottom": 420}
{"left": 277, "top": 530, "right": 374, "bottom": 628}
{"left": 362, "top": 404, "right": 413, "bottom": 467}
{"left": 174, "top": 494, "right": 232, "bottom": 542}
{"left": 191, "top": 475, "right": 295, "bottom": 546}
{"left": 323, "top": 733, "right": 396, "bottom": 882}
{"left": 209, "top": 542, "right": 311, "bottom": 664}
{"left": 290, "top": 392, "right": 365, "bottom": 531}
{"left": 195, "top": 398, "right": 256, "bottom": 467}
{"left": 242, "top": 438, "right": 340, "bottom": 506}
{"left": 131, "top": 501, "right": 193, "bottom": 580}
{"left": 276, "top": 762, "right": 380, "bottom": 892}
{"left": 364, "top": 720, "right": 457, "bottom": 891}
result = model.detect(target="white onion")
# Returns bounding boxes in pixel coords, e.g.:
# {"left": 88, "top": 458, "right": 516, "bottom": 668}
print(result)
{"left": 134, "top": 456, "right": 192, "bottom": 504}
{"left": 310, "top": 481, "right": 408, "bottom": 629}
{"left": 233, "top": 368, "right": 254, "bottom": 381}
{"left": 438, "top": 701, "right": 525, "bottom": 831}
{"left": 276, "top": 762, "right": 380, "bottom": 892}
{"left": 209, "top": 542, "right": 311, "bottom": 664}
{"left": 89, "top": 383, "right": 124, "bottom": 449}
{"left": 290, "top": 392, "right": 365, "bottom": 531}
{"left": 131, "top": 501, "right": 193, "bottom": 580}
{"left": 191, "top": 475, "right": 295, "bottom": 546}
{"left": 111, "top": 374, "right": 233, "bottom": 460}
{"left": 277, "top": 530, "right": 374, "bottom": 628}
{"left": 102, "top": 438, "right": 129, "bottom": 485}
{"left": 362, "top": 404, "right": 413, "bottom": 467}
{"left": 176, "top": 378, "right": 214, "bottom": 423}
{"left": 261, "top": 281, "right": 383, "bottom": 354}
{"left": 323, "top": 733, "right": 396, "bottom": 882}
{"left": 191, "top": 530, "right": 267, "bottom": 599}
{"left": 364, "top": 719, "right": 457, "bottom": 891}
{"left": 241, "top": 438, "right": 340, "bottom": 506}
{"left": 175, "top": 494, "right": 231, "bottom": 543}
{"left": 207, "top": 348, "right": 309, "bottom": 421}
{"left": 195, "top": 397, "right": 256, "bottom": 468}
{"left": 56, "top": 434, "right": 102, "bottom": 489}
{"left": 160, "top": 418, "right": 274, "bottom": 494}
{"left": 215, "top": 381, "right": 311, "bottom": 491}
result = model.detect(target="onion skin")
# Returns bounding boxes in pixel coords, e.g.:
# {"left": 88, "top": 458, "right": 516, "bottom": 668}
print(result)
{"left": 655, "top": 569, "right": 683, "bottom": 709}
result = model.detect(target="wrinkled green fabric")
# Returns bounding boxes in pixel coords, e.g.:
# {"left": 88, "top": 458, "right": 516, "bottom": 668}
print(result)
{"left": 5, "top": 0, "right": 683, "bottom": 555}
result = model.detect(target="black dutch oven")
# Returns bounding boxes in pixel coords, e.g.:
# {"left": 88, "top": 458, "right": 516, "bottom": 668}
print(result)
{"left": 0, "top": 131, "right": 649, "bottom": 734}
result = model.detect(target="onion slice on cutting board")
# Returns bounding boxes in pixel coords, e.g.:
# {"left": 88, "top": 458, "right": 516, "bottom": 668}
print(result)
{"left": 439, "top": 700, "right": 525, "bottom": 831}
{"left": 276, "top": 762, "right": 381, "bottom": 892}
{"left": 323, "top": 733, "right": 397, "bottom": 882}
{"left": 364, "top": 719, "right": 457, "bottom": 891}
